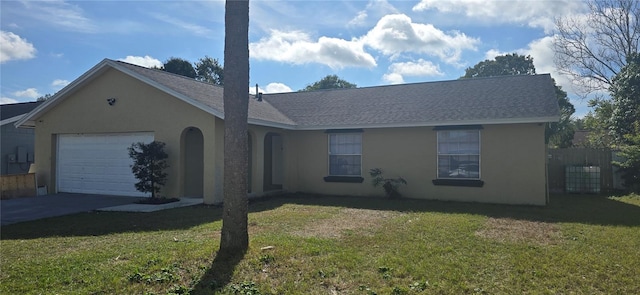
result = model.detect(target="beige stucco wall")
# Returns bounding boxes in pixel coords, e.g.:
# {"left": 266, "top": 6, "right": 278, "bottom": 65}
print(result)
{"left": 33, "top": 68, "right": 220, "bottom": 203}
{"left": 31, "top": 66, "right": 548, "bottom": 206}
{"left": 285, "top": 124, "right": 548, "bottom": 205}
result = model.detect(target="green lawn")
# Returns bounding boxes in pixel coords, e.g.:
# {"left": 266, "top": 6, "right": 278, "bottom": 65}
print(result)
{"left": 2, "top": 193, "right": 639, "bottom": 294}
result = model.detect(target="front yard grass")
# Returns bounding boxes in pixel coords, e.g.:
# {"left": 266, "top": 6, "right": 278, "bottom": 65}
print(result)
{"left": 1, "top": 193, "right": 639, "bottom": 294}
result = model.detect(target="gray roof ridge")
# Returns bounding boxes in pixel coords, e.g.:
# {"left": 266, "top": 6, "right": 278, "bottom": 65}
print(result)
{"left": 263, "top": 73, "right": 552, "bottom": 97}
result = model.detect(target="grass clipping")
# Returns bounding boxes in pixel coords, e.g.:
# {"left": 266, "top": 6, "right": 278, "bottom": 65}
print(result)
{"left": 475, "top": 217, "right": 563, "bottom": 245}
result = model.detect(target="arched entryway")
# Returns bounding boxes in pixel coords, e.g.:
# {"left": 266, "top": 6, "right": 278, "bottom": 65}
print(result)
{"left": 263, "top": 132, "right": 283, "bottom": 191}
{"left": 181, "top": 127, "right": 204, "bottom": 198}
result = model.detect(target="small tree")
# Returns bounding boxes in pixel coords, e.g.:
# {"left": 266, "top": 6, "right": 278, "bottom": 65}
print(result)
{"left": 128, "top": 141, "right": 169, "bottom": 198}
{"left": 613, "top": 123, "right": 640, "bottom": 193}
{"left": 369, "top": 168, "right": 407, "bottom": 198}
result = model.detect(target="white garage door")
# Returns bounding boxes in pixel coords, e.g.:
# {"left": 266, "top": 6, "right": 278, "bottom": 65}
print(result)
{"left": 57, "top": 132, "right": 154, "bottom": 197}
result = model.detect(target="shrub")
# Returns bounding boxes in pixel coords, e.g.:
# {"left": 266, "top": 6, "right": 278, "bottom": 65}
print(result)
{"left": 613, "top": 123, "right": 640, "bottom": 193}
{"left": 369, "top": 168, "right": 407, "bottom": 198}
{"left": 128, "top": 141, "right": 169, "bottom": 198}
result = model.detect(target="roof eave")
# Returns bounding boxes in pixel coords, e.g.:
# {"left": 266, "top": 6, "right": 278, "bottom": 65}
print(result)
{"left": 2, "top": 114, "right": 24, "bottom": 127}
{"left": 291, "top": 116, "right": 561, "bottom": 130}
{"left": 248, "top": 118, "right": 297, "bottom": 129}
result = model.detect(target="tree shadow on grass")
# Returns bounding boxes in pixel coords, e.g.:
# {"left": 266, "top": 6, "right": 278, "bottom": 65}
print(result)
{"left": 0, "top": 198, "right": 288, "bottom": 240}
{"left": 190, "top": 250, "right": 246, "bottom": 295}
{"left": 2, "top": 193, "right": 638, "bottom": 240}
{"left": 271, "top": 193, "right": 640, "bottom": 227}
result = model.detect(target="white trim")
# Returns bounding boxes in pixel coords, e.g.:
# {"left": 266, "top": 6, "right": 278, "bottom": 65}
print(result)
{"left": 247, "top": 118, "right": 296, "bottom": 129}
{"left": 1, "top": 114, "right": 24, "bottom": 126}
{"left": 290, "top": 116, "right": 559, "bottom": 131}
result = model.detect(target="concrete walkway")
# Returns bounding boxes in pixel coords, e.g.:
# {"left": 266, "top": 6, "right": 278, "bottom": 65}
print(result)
{"left": 98, "top": 198, "right": 203, "bottom": 213}
{"left": 1, "top": 193, "right": 203, "bottom": 226}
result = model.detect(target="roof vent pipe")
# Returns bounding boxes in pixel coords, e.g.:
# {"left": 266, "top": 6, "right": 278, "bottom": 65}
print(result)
{"left": 255, "top": 84, "right": 259, "bottom": 99}
{"left": 258, "top": 92, "right": 263, "bottom": 101}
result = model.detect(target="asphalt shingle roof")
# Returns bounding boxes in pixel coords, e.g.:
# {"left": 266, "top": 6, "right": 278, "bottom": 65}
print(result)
{"left": 264, "top": 74, "right": 560, "bottom": 129}
{"left": 112, "top": 60, "right": 296, "bottom": 127}
{"left": 1, "top": 101, "right": 43, "bottom": 121}
{"left": 40, "top": 59, "right": 557, "bottom": 130}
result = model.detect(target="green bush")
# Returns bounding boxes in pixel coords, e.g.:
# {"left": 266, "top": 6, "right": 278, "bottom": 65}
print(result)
{"left": 128, "top": 141, "right": 169, "bottom": 198}
{"left": 369, "top": 168, "right": 407, "bottom": 198}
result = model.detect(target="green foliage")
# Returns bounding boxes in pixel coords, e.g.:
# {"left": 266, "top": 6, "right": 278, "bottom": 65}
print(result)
{"left": 128, "top": 141, "right": 169, "bottom": 198}
{"left": 462, "top": 53, "right": 575, "bottom": 147}
{"left": 195, "top": 55, "right": 224, "bottom": 85}
{"left": 378, "top": 266, "right": 393, "bottom": 279}
{"left": 409, "top": 280, "right": 429, "bottom": 291}
{"left": 227, "top": 281, "right": 261, "bottom": 295}
{"left": 369, "top": 168, "right": 407, "bottom": 198}
{"left": 36, "top": 93, "right": 52, "bottom": 102}
{"left": 462, "top": 53, "right": 536, "bottom": 78}
{"left": 613, "top": 122, "right": 640, "bottom": 192}
{"left": 609, "top": 52, "right": 640, "bottom": 145}
{"left": 546, "top": 81, "right": 576, "bottom": 148}
{"left": 258, "top": 254, "right": 275, "bottom": 265}
{"left": 300, "top": 74, "right": 357, "bottom": 92}
{"left": 163, "top": 57, "right": 196, "bottom": 78}
{"left": 580, "top": 98, "right": 616, "bottom": 148}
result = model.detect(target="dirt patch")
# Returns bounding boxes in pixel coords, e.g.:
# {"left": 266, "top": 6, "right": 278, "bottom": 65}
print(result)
{"left": 475, "top": 217, "right": 563, "bottom": 245}
{"left": 293, "top": 208, "right": 402, "bottom": 239}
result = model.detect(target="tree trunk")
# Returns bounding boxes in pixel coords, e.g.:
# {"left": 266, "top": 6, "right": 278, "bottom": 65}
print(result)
{"left": 219, "top": 0, "right": 250, "bottom": 255}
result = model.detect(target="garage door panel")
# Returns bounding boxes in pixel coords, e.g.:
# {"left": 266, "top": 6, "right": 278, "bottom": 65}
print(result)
{"left": 57, "top": 133, "right": 154, "bottom": 197}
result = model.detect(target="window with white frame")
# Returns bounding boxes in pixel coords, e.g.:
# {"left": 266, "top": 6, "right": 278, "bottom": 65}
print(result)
{"left": 437, "top": 129, "right": 480, "bottom": 179}
{"left": 328, "top": 133, "right": 362, "bottom": 176}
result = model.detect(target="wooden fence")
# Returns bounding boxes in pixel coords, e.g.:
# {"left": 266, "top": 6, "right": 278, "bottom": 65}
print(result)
{"left": 1, "top": 173, "right": 37, "bottom": 199}
{"left": 548, "top": 148, "right": 617, "bottom": 194}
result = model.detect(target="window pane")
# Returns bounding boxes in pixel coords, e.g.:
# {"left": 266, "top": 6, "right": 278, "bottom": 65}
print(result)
{"left": 329, "top": 133, "right": 362, "bottom": 176}
{"left": 330, "top": 134, "right": 361, "bottom": 154}
{"left": 438, "top": 130, "right": 479, "bottom": 154}
{"left": 438, "top": 155, "right": 480, "bottom": 179}
{"left": 437, "top": 129, "right": 480, "bottom": 179}
{"left": 329, "top": 155, "right": 361, "bottom": 176}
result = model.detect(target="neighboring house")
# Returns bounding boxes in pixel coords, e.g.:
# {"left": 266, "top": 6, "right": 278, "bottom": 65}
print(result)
{"left": 17, "top": 59, "right": 559, "bottom": 205}
{"left": 1, "top": 101, "right": 43, "bottom": 175}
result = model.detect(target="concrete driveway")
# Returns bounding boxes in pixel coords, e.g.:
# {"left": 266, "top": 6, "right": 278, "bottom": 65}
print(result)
{"left": 1, "top": 193, "right": 142, "bottom": 226}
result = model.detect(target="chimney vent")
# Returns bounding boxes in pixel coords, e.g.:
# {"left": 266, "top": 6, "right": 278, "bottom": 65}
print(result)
{"left": 257, "top": 92, "right": 263, "bottom": 101}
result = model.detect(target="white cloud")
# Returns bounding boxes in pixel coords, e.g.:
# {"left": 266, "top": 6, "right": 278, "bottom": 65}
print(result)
{"left": 382, "top": 73, "right": 405, "bottom": 84}
{"left": 383, "top": 59, "right": 443, "bottom": 84}
{"left": 348, "top": 0, "right": 399, "bottom": 27}
{"left": 52, "top": 79, "right": 70, "bottom": 88}
{"left": 264, "top": 83, "right": 293, "bottom": 93}
{"left": 250, "top": 30, "right": 377, "bottom": 69}
{"left": 0, "top": 31, "right": 36, "bottom": 63}
{"left": 249, "top": 83, "right": 293, "bottom": 95}
{"left": 412, "top": 0, "right": 586, "bottom": 33}
{"left": 13, "top": 88, "right": 40, "bottom": 99}
{"left": 361, "top": 14, "right": 479, "bottom": 64}
{"left": 17, "top": 0, "right": 97, "bottom": 33}
{"left": 118, "top": 55, "right": 163, "bottom": 68}
{"left": 484, "top": 48, "right": 508, "bottom": 61}
{"left": 151, "top": 13, "right": 214, "bottom": 37}
{"left": 348, "top": 11, "right": 369, "bottom": 27}
{"left": 1, "top": 97, "right": 19, "bottom": 105}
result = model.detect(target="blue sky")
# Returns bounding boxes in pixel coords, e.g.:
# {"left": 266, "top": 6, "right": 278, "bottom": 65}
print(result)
{"left": 1, "top": 0, "right": 593, "bottom": 116}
